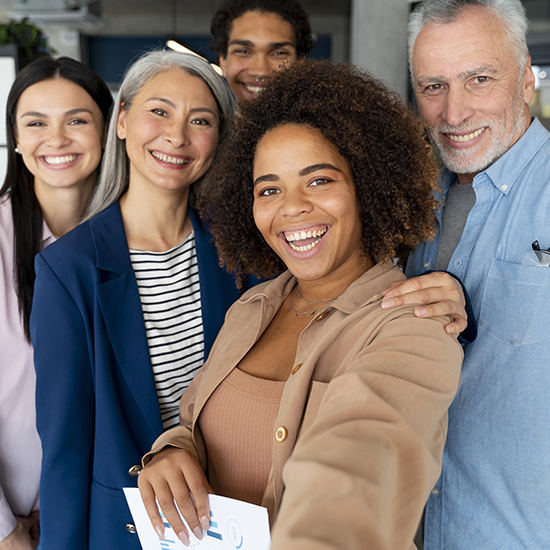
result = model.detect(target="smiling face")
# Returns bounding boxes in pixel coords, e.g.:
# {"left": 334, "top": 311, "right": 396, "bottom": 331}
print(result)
{"left": 253, "top": 124, "right": 368, "bottom": 292}
{"left": 412, "top": 7, "right": 535, "bottom": 183}
{"left": 14, "top": 77, "right": 105, "bottom": 192}
{"left": 219, "top": 10, "right": 297, "bottom": 102}
{"left": 117, "top": 69, "right": 219, "bottom": 197}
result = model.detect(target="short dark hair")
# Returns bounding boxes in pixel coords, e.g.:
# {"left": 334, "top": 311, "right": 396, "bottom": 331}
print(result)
{"left": 199, "top": 60, "right": 439, "bottom": 282}
{"left": 210, "top": 0, "right": 315, "bottom": 58}
{"left": 0, "top": 57, "right": 113, "bottom": 341}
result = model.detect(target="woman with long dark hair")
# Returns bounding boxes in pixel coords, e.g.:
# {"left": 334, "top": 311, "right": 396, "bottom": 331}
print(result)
{"left": 0, "top": 57, "right": 112, "bottom": 550}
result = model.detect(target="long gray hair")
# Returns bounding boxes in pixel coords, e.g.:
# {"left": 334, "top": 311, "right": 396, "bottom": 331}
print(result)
{"left": 85, "top": 49, "right": 235, "bottom": 220}
{"left": 408, "top": 0, "right": 529, "bottom": 71}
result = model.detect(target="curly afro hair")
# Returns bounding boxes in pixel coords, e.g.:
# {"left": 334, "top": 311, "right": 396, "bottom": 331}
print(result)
{"left": 210, "top": 0, "right": 314, "bottom": 58}
{"left": 199, "top": 60, "right": 439, "bottom": 281}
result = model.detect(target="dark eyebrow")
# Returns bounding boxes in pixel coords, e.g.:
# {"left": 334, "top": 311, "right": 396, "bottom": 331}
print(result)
{"left": 269, "top": 41, "right": 295, "bottom": 50}
{"left": 254, "top": 163, "right": 342, "bottom": 186}
{"left": 254, "top": 173, "right": 279, "bottom": 186}
{"left": 229, "top": 39, "right": 295, "bottom": 50}
{"left": 145, "top": 97, "right": 217, "bottom": 116}
{"left": 20, "top": 108, "right": 94, "bottom": 119}
{"left": 299, "top": 163, "right": 342, "bottom": 176}
{"left": 65, "top": 108, "right": 94, "bottom": 117}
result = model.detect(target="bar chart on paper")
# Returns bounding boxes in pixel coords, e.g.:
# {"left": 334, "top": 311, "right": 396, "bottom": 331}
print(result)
{"left": 124, "top": 487, "right": 270, "bottom": 550}
{"left": 158, "top": 509, "right": 224, "bottom": 550}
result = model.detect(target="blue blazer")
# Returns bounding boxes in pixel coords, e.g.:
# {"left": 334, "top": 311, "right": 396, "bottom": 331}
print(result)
{"left": 31, "top": 201, "right": 244, "bottom": 550}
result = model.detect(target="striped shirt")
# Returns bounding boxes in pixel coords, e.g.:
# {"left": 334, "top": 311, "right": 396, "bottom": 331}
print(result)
{"left": 130, "top": 232, "right": 204, "bottom": 430}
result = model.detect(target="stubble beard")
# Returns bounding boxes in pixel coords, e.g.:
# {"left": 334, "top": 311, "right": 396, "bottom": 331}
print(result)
{"left": 427, "top": 86, "right": 528, "bottom": 178}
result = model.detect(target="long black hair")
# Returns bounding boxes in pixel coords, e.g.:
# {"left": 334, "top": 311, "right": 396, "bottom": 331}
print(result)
{"left": 0, "top": 56, "right": 113, "bottom": 341}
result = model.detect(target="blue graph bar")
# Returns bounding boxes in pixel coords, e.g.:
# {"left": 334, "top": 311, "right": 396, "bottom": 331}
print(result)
{"left": 207, "top": 530, "right": 223, "bottom": 540}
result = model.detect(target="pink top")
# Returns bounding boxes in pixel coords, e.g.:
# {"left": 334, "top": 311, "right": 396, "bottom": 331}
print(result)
{"left": 0, "top": 195, "right": 55, "bottom": 540}
{"left": 198, "top": 368, "right": 284, "bottom": 506}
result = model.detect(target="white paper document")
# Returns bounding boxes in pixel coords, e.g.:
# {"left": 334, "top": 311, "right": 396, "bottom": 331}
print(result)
{"left": 124, "top": 487, "right": 271, "bottom": 550}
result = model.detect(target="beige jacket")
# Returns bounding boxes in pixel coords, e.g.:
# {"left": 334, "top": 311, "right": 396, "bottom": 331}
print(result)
{"left": 144, "top": 262, "right": 463, "bottom": 550}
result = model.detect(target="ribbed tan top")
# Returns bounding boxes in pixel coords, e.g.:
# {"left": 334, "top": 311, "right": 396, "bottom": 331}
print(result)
{"left": 198, "top": 368, "right": 285, "bottom": 505}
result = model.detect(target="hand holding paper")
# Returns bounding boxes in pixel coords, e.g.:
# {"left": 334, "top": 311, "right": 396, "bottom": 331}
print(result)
{"left": 124, "top": 488, "right": 271, "bottom": 550}
{"left": 138, "top": 447, "right": 212, "bottom": 545}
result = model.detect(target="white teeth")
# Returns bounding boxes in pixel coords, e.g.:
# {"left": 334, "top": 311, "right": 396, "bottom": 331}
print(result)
{"left": 284, "top": 227, "right": 328, "bottom": 251}
{"left": 43, "top": 155, "right": 78, "bottom": 165}
{"left": 289, "top": 241, "right": 316, "bottom": 252}
{"left": 151, "top": 151, "right": 190, "bottom": 165}
{"left": 448, "top": 128, "right": 484, "bottom": 142}
{"left": 245, "top": 85, "right": 263, "bottom": 94}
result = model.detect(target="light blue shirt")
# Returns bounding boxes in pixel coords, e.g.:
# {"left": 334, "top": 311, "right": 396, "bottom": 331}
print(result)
{"left": 406, "top": 118, "right": 550, "bottom": 549}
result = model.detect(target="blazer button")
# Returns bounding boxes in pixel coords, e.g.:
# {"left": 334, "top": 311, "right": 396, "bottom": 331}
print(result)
{"left": 128, "top": 464, "right": 142, "bottom": 477}
{"left": 275, "top": 426, "right": 288, "bottom": 442}
{"left": 126, "top": 523, "right": 137, "bottom": 533}
{"left": 316, "top": 311, "right": 329, "bottom": 321}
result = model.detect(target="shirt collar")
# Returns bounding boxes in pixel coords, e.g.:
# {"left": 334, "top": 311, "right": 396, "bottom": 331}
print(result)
{"left": 41, "top": 218, "right": 57, "bottom": 248}
{"left": 482, "top": 118, "right": 549, "bottom": 194}
{"left": 238, "top": 261, "right": 404, "bottom": 315}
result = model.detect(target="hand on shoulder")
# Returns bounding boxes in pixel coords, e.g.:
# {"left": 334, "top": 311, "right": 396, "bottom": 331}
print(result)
{"left": 381, "top": 271, "right": 467, "bottom": 334}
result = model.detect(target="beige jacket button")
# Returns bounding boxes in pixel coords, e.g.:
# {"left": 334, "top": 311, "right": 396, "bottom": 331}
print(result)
{"left": 291, "top": 364, "right": 302, "bottom": 375}
{"left": 128, "top": 464, "right": 142, "bottom": 477}
{"left": 126, "top": 523, "right": 137, "bottom": 533}
{"left": 276, "top": 426, "right": 288, "bottom": 442}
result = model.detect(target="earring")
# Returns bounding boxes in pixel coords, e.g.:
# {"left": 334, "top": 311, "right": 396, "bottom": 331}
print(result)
{"left": 15, "top": 147, "right": 20, "bottom": 153}
{"left": 117, "top": 130, "right": 122, "bottom": 136}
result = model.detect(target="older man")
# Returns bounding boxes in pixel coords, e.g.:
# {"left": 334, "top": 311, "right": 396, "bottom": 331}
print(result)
{"left": 403, "top": 0, "right": 550, "bottom": 547}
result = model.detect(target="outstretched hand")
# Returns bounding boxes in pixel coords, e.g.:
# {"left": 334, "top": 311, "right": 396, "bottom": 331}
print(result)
{"left": 138, "top": 447, "right": 213, "bottom": 547}
{"left": 381, "top": 271, "right": 467, "bottom": 334}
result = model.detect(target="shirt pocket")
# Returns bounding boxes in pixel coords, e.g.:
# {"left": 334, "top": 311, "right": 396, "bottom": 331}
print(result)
{"left": 479, "top": 258, "right": 550, "bottom": 345}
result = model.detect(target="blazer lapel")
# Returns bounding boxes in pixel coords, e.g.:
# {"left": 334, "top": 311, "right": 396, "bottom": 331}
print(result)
{"left": 91, "top": 203, "right": 163, "bottom": 438}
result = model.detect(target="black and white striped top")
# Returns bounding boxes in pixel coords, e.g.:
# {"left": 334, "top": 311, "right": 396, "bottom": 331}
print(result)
{"left": 130, "top": 232, "right": 204, "bottom": 430}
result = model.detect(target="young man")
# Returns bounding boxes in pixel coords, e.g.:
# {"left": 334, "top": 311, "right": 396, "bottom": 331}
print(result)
{"left": 210, "top": 0, "right": 314, "bottom": 102}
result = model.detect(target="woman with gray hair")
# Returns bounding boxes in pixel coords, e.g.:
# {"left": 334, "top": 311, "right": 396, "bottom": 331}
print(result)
{"left": 29, "top": 50, "right": 239, "bottom": 550}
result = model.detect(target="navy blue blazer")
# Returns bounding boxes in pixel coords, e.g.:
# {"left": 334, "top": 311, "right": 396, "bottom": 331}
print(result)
{"left": 31, "top": 201, "right": 244, "bottom": 550}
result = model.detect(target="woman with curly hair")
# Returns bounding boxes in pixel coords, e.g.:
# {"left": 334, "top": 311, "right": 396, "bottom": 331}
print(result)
{"left": 138, "top": 60, "right": 463, "bottom": 550}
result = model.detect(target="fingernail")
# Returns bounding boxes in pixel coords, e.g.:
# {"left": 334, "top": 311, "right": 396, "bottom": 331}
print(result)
{"left": 193, "top": 526, "right": 204, "bottom": 540}
{"left": 200, "top": 515, "right": 210, "bottom": 530}
{"left": 384, "top": 292, "right": 394, "bottom": 299}
{"left": 381, "top": 299, "right": 394, "bottom": 309}
{"left": 178, "top": 530, "right": 190, "bottom": 546}
{"left": 415, "top": 307, "right": 428, "bottom": 317}
{"left": 154, "top": 524, "right": 165, "bottom": 541}
{"left": 446, "top": 325, "right": 455, "bottom": 334}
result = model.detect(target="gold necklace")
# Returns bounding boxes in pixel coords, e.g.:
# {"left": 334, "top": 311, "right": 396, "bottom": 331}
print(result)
{"left": 288, "top": 285, "right": 339, "bottom": 316}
